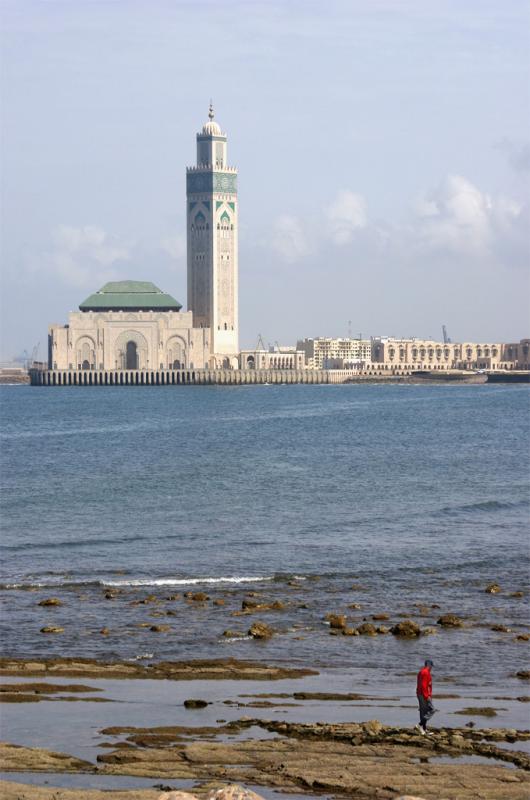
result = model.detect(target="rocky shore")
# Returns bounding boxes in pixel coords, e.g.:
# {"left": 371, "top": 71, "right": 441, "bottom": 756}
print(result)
{"left": 0, "top": 656, "right": 315, "bottom": 682}
{"left": 1, "top": 715, "right": 529, "bottom": 799}
{"left": 1, "top": 576, "right": 528, "bottom": 799}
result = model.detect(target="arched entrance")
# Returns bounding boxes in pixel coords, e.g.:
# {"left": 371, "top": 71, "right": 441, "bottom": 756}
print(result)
{"left": 126, "top": 341, "right": 138, "bottom": 369}
{"left": 115, "top": 330, "right": 148, "bottom": 370}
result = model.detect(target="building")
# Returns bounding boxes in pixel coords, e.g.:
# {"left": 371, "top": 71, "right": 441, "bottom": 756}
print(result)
{"left": 297, "top": 337, "right": 372, "bottom": 369}
{"left": 187, "top": 104, "right": 239, "bottom": 366}
{"left": 240, "top": 345, "right": 306, "bottom": 370}
{"left": 371, "top": 337, "right": 530, "bottom": 371}
{"left": 48, "top": 106, "right": 239, "bottom": 373}
{"left": 48, "top": 281, "right": 210, "bottom": 370}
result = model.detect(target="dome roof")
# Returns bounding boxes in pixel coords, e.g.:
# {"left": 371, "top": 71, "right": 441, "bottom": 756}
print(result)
{"left": 202, "top": 120, "right": 221, "bottom": 135}
{"left": 201, "top": 102, "right": 222, "bottom": 136}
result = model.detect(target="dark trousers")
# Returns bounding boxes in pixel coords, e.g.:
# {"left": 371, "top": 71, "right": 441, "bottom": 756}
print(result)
{"left": 418, "top": 694, "right": 435, "bottom": 729}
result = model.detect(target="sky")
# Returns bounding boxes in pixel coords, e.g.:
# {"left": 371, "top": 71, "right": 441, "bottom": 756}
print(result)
{"left": 1, "top": 0, "right": 529, "bottom": 360}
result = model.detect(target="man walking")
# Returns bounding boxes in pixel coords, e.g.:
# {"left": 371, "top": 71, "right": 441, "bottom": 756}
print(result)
{"left": 416, "top": 659, "right": 436, "bottom": 735}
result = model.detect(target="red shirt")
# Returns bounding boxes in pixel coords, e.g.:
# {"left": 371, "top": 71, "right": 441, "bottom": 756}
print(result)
{"left": 416, "top": 667, "right": 432, "bottom": 699}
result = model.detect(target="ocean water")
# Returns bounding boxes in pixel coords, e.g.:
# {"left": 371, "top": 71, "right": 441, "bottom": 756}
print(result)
{"left": 1, "top": 383, "right": 529, "bottom": 688}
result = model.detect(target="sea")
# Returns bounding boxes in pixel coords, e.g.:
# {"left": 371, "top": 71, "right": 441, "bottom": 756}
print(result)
{"left": 1, "top": 382, "right": 529, "bottom": 691}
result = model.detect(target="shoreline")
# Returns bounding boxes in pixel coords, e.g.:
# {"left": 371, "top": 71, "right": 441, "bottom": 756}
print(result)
{"left": 1, "top": 656, "right": 529, "bottom": 799}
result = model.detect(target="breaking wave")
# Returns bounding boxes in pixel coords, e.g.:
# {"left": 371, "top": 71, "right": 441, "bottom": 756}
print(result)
{"left": 1, "top": 574, "right": 275, "bottom": 590}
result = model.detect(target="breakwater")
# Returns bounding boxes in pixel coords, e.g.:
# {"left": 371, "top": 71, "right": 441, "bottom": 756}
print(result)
{"left": 29, "top": 367, "right": 366, "bottom": 386}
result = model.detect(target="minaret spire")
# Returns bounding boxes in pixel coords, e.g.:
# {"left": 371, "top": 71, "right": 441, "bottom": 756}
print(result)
{"left": 208, "top": 100, "right": 214, "bottom": 121}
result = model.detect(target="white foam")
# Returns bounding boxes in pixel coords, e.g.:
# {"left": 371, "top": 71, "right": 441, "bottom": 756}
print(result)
{"left": 102, "top": 575, "right": 274, "bottom": 588}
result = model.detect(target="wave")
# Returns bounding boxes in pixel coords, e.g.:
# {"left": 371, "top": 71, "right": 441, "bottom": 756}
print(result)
{"left": 103, "top": 575, "right": 274, "bottom": 587}
{"left": 0, "top": 533, "right": 151, "bottom": 552}
{"left": 440, "top": 498, "right": 529, "bottom": 515}
{"left": 1, "top": 574, "right": 275, "bottom": 590}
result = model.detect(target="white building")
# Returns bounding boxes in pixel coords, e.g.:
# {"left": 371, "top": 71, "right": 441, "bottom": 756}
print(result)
{"left": 297, "top": 337, "right": 372, "bottom": 369}
{"left": 48, "top": 281, "right": 210, "bottom": 371}
{"left": 240, "top": 346, "right": 306, "bottom": 370}
{"left": 48, "top": 107, "right": 240, "bottom": 373}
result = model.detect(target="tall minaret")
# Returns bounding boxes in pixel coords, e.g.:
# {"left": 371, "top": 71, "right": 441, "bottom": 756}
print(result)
{"left": 186, "top": 104, "right": 239, "bottom": 363}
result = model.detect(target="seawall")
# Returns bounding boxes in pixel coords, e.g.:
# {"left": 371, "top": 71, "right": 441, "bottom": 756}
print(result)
{"left": 29, "top": 368, "right": 362, "bottom": 386}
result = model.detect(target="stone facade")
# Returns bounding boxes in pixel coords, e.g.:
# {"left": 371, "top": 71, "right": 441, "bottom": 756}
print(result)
{"left": 297, "top": 338, "right": 372, "bottom": 369}
{"left": 49, "top": 310, "right": 210, "bottom": 371}
{"left": 371, "top": 338, "right": 530, "bottom": 371}
{"left": 187, "top": 105, "right": 239, "bottom": 366}
{"left": 48, "top": 282, "right": 210, "bottom": 371}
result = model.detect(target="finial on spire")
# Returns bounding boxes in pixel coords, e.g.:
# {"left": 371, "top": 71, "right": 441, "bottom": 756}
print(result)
{"left": 208, "top": 100, "right": 214, "bottom": 121}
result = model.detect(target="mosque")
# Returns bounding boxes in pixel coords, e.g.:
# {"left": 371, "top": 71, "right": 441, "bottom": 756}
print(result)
{"left": 48, "top": 106, "right": 239, "bottom": 372}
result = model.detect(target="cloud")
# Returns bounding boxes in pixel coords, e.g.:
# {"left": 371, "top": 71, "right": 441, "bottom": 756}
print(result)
{"left": 413, "top": 174, "right": 522, "bottom": 256}
{"left": 270, "top": 214, "right": 311, "bottom": 263}
{"left": 48, "top": 225, "right": 131, "bottom": 287}
{"left": 325, "top": 190, "right": 367, "bottom": 245}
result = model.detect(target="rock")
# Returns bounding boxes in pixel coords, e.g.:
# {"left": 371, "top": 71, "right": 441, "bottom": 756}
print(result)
{"left": 348, "top": 603, "right": 362, "bottom": 609}
{"left": 376, "top": 625, "right": 390, "bottom": 634}
{"left": 372, "top": 613, "right": 389, "bottom": 621}
{"left": 390, "top": 620, "right": 421, "bottom": 637}
{"left": 150, "top": 624, "right": 170, "bottom": 632}
{"left": 421, "top": 627, "right": 437, "bottom": 636}
{"left": 393, "top": 797, "right": 428, "bottom": 800}
{"left": 242, "top": 599, "right": 284, "bottom": 612}
{"left": 454, "top": 706, "right": 497, "bottom": 716}
{"left": 222, "top": 630, "right": 245, "bottom": 638}
{"left": 213, "top": 598, "right": 226, "bottom": 606}
{"left": 357, "top": 622, "right": 377, "bottom": 636}
{"left": 183, "top": 698, "right": 208, "bottom": 709}
{"left": 205, "top": 785, "right": 266, "bottom": 800}
{"left": 104, "top": 591, "right": 117, "bottom": 600}
{"left": 326, "top": 613, "right": 347, "bottom": 629}
{"left": 38, "top": 598, "right": 62, "bottom": 607}
{"left": 158, "top": 792, "right": 199, "bottom": 800}
{"left": 362, "top": 719, "right": 383, "bottom": 736}
{"left": 191, "top": 592, "right": 209, "bottom": 602}
{"left": 516, "top": 669, "right": 530, "bottom": 680}
{"left": 437, "top": 613, "right": 464, "bottom": 628}
{"left": 516, "top": 633, "right": 530, "bottom": 641}
{"left": 342, "top": 627, "right": 359, "bottom": 636}
{"left": 248, "top": 621, "right": 274, "bottom": 639}
{"left": 100, "top": 627, "right": 110, "bottom": 635}
{"left": 132, "top": 594, "right": 158, "bottom": 606}
{"left": 517, "top": 696, "right": 530, "bottom": 702}
{"left": 491, "top": 624, "right": 511, "bottom": 632}
{"left": 511, "top": 591, "right": 525, "bottom": 598}
{"left": 40, "top": 626, "right": 64, "bottom": 634}
{"left": 485, "top": 583, "right": 502, "bottom": 593}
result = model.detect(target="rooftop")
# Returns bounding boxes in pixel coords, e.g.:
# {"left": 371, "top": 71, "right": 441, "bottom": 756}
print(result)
{"left": 79, "top": 281, "right": 182, "bottom": 312}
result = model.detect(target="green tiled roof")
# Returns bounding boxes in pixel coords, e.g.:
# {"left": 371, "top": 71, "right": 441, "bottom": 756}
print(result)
{"left": 79, "top": 281, "right": 182, "bottom": 311}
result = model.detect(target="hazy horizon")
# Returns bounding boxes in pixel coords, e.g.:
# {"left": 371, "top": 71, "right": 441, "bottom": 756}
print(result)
{"left": 1, "top": 0, "right": 529, "bottom": 361}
